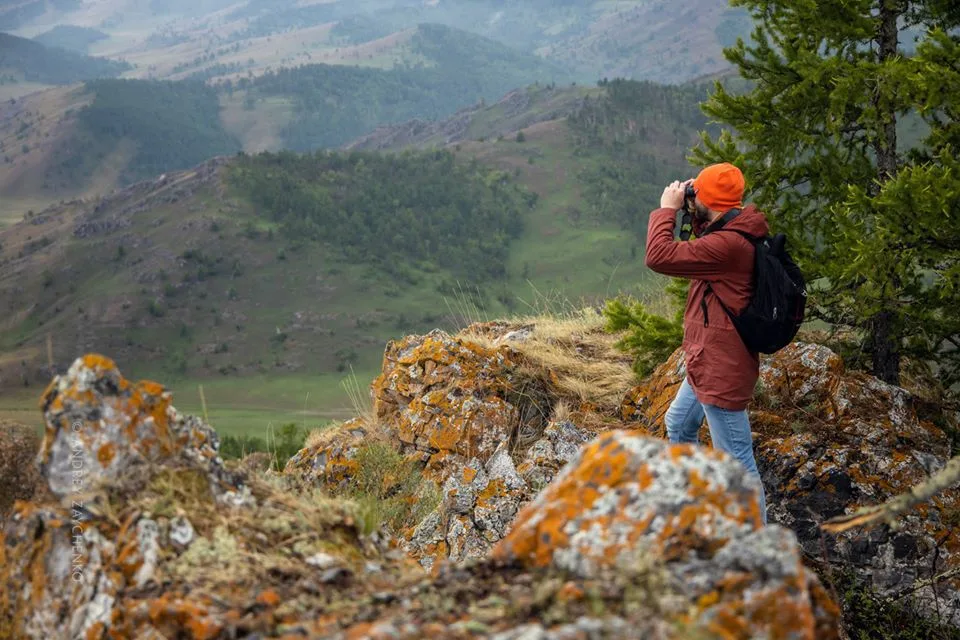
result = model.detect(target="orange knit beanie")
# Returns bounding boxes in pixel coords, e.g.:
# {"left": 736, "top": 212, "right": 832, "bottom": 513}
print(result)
{"left": 693, "top": 163, "right": 745, "bottom": 211}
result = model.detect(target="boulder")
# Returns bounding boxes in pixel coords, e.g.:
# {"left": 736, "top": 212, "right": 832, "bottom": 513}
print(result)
{"left": 494, "top": 430, "right": 838, "bottom": 639}
{"left": 38, "top": 354, "right": 246, "bottom": 504}
{"left": 372, "top": 329, "right": 527, "bottom": 481}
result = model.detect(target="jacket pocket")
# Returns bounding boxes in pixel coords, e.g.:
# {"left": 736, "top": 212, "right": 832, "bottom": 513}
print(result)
{"left": 684, "top": 342, "right": 705, "bottom": 389}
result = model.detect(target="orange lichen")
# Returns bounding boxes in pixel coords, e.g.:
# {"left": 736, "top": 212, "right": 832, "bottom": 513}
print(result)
{"left": 556, "top": 581, "right": 585, "bottom": 603}
{"left": 97, "top": 442, "right": 116, "bottom": 466}
{"left": 257, "top": 589, "right": 281, "bottom": 607}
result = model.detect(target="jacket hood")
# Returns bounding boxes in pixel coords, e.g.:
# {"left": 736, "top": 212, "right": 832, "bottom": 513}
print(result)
{"left": 722, "top": 204, "right": 769, "bottom": 238}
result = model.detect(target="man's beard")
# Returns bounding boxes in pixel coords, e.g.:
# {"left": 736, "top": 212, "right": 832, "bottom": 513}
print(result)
{"left": 693, "top": 201, "right": 711, "bottom": 222}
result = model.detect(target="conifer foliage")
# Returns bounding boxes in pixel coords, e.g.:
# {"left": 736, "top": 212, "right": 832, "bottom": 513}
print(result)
{"left": 696, "top": 0, "right": 960, "bottom": 388}
{"left": 604, "top": 279, "right": 688, "bottom": 377}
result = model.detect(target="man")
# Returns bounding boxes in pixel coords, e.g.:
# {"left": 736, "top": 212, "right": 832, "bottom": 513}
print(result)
{"left": 644, "top": 162, "right": 768, "bottom": 524}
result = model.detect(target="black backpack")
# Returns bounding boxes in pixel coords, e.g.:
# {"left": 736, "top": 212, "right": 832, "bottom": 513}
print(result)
{"left": 702, "top": 214, "right": 807, "bottom": 354}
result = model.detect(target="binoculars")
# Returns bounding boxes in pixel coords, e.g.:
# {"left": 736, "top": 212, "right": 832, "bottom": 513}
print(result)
{"left": 678, "top": 184, "right": 696, "bottom": 241}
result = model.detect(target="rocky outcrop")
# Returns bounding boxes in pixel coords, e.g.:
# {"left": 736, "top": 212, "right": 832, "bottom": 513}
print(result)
{"left": 38, "top": 354, "right": 248, "bottom": 505}
{"left": 1, "top": 355, "right": 411, "bottom": 640}
{"left": 372, "top": 329, "right": 531, "bottom": 481}
{"left": 626, "top": 342, "right": 960, "bottom": 626}
{"left": 494, "top": 430, "right": 838, "bottom": 639}
{"left": 284, "top": 319, "right": 960, "bottom": 632}
{"left": 2, "top": 353, "right": 842, "bottom": 639}
{"left": 287, "top": 324, "right": 613, "bottom": 569}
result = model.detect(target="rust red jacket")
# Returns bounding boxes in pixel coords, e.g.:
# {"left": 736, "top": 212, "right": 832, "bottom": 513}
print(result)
{"left": 644, "top": 205, "right": 770, "bottom": 411}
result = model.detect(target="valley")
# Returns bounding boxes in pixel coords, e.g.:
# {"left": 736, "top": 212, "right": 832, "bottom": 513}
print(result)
{"left": 0, "top": 79, "right": 708, "bottom": 438}
{"left": 0, "top": 2, "right": 732, "bottom": 439}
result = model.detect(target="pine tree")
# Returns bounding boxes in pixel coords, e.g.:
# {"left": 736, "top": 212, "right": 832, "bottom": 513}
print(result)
{"left": 695, "top": 1, "right": 960, "bottom": 387}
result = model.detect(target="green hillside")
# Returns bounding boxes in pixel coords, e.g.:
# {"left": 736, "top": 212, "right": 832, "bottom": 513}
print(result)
{"left": 0, "top": 79, "right": 706, "bottom": 436}
{"left": 0, "top": 32, "right": 130, "bottom": 84}
{"left": 51, "top": 79, "right": 241, "bottom": 187}
{"left": 4, "top": 24, "right": 567, "bottom": 214}
{"left": 32, "top": 26, "right": 109, "bottom": 54}
{"left": 233, "top": 24, "right": 570, "bottom": 150}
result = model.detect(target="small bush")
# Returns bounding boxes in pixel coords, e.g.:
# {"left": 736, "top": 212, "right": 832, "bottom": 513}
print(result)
{"left": 604, "top": 279, "right": 688, "bottom": 377}
{"left": 347, "top": 442, "right": 441, "bottom": 535}
{"left": 835, "top": 570, "right": 960, "bottom": 640}
{"left": 219, "top": 422, "right": 306, "bottom": 472}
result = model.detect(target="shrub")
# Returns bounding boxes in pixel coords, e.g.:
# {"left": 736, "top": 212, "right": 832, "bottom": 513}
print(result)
{"left": 604, "top": 279, "right": 687, "bottom": 377}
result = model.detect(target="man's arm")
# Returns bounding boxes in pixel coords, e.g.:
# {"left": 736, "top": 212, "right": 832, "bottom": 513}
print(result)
{"left": 644, "top": 207, "right": 735, "bottom": 280}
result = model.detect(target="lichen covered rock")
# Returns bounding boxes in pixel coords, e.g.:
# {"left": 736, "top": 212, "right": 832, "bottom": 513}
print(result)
{"left": 495, "top": 430, "right": 838, "bottom": 639}
{"left": 2, "top": 352, "right": 844, "bottom": 639}
{"left": 38, "top": 354, "right": 244, "bottom": 503}
{"left": 755, "top": 344, "right": 960, "bottom": 625}
{"left": 284, "top": 417, "right": 369, "bottom": 489}
{"left": 625, "top": 341, "right": 960, "bottom": 627}
{"left": 406, "top": 443, "right": 528, "bottom": 571}
{"left": 495, "top": 430, "right": 764, "bottom": 574}
{"left": 372, "top": 329, "right": 525, "bottom": 481}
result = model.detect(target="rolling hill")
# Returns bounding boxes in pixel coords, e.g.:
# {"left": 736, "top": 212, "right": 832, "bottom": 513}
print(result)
{"left": 0, "top": 79, "right": 710, "bottom": 433}
{"left": 0, "top": 24, "right": 567, "bottom": 222}
{"left": 32, "top": 25, "right": 110, "bottom": 53}
{"left": 0, "top": 32, "right": 130, "bottom": 83}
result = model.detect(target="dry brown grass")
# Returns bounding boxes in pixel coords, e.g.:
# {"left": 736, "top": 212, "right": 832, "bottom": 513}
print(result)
{"left": 0, "top": 419, "right": 45, "bottom": 521}
{"left": 462, "top": 309, "right": 636, "bottom": 413}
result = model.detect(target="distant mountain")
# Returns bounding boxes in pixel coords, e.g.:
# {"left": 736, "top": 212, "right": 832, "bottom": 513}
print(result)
{"left": 33, "top": 25, "right": 109, "bottom": 54}
{"left": 2, "top": 1, "right": 745, "bottom": 87}
{"left": 0, "top": 0, "right": 82, "bottom": 31}
{"left": 0, "top": 33, "right": 130, "bottom": 84}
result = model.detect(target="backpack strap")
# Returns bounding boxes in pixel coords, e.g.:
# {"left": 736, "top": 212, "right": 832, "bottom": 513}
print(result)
{"left": 713, "top": 228, "right": 760, "bottom": 244}
{"left": 703, "top": 282, "right": 737, "bottom": 328}
{"left": 700, "top": 208, "right": 742, "bottom": 236}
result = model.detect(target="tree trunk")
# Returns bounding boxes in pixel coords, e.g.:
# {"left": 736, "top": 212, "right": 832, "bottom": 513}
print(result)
{"left": 868, "top": 1, "right": 902, "bottom": 385}
{"left": 874, "top": 1, "right": 900, "bottom": 181}
{"left": 869, "top": 310, "right": 901, "bottom": 385}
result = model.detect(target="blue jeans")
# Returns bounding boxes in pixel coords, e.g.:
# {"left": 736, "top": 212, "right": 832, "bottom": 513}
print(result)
{"left": 665, "top": 378, "right": 767, "bottom": 524}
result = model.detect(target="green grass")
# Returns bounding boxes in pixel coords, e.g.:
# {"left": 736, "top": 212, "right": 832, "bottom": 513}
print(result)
{"left": 0, "top": 387, "right": 44, "bottom": 431}
{"left": 168, "top": 371, "right": 374, "bottom": 438}
{"left": 0, "top": 369, "right": 376, "bottom": 440}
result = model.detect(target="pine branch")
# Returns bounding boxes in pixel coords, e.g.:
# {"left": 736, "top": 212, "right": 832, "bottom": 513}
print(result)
{"left": 822, "top": 453, "right": 960, "bottom": 533}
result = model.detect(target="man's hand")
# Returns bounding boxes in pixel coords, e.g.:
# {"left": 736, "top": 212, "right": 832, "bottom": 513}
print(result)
{"left": 660, "top": 179, "right": 692, "bottom": 210}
